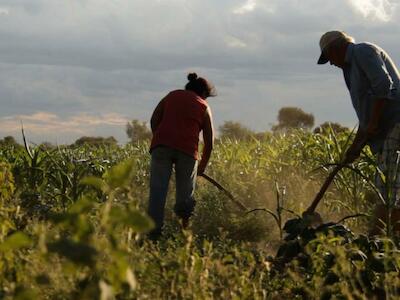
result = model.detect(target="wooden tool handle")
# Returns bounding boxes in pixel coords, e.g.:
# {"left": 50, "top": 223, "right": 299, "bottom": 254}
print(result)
{"left": 200, "top": 173, "right": 247, "bottom": 211}
{"left": 305, "top": 165, "right": 343, "bottom": 213}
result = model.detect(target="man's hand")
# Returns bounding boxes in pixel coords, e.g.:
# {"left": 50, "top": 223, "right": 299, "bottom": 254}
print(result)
{"left": 344, "top": 144, "right": 363, "bottom": 164}
{"left": 343, "top": 129, "right": 367, "bottom": 164}
{"left": 346, "top": 98, "right": 385, "bottom": 164}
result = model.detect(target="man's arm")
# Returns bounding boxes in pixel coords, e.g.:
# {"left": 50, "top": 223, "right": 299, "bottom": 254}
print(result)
{"left": 197, "top": 107, "right": 214, "bottom": 175}
{"left": 344, "top": 127, "right": 368, "bottom": 164}
{"left": 344, "top": 98, "right": 386, "bottom": 164}
{"left": 344, "top": 46, "right": 392, "bottom": 163}
{"left": 367, "top": 98, "right": 386, "bottom": 136}
{"left": 150, "top": 97, "right": 166, "bottom": 133}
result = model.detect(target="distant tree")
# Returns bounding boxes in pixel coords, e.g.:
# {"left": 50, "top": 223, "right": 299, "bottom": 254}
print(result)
{"left": 218, "top": 121, "right": 255, "bottom": 140}
{"left": 313, "top": 122, "right": 349, "bottom": 134}
{"left": 39, "top": 142, "right": 55, "bottom": 150}
{"left": 272, "top": 107, "right": 315, "bottom": 132}
{"left": 72, "top": 136, "right": 118, "bottom": 147}
{"left": 0, "top": 136, "right": 20, "bottom": 147}
{"left": 126, "top": 120, "right": 152, "bottom": 143}
{"left": 254, "top": 131, "right": 272, "bottom": 141}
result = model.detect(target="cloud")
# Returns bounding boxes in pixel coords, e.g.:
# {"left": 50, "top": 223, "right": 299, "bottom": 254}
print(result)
{"left": 224, "top": 36, "right": 248, "bottom": 48}
{"left": 347, "top": 0, "right": 397, "bottom": 21}
{"left": 20, "top": 112, "right": 59, "bottom": 123}
{"left": 0, "top": 112, "right": 129, "bottom": 142}
{"left": 0, "top": 7, "right": 9, "bottom": 16}
{"left": 233, "top": 0, "right": 257, "bottom": 14}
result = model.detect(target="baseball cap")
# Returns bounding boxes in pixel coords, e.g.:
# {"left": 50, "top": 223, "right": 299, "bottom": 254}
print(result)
{"left": 317, "top": 31, "right": 354, "bottom": 64}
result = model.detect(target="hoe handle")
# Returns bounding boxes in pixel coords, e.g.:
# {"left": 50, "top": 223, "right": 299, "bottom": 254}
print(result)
{"left": 306, "top": 165, "right": 343, "bottom": 213}
{"left": 200, "top": 174, "right": 247, "bottom": 211}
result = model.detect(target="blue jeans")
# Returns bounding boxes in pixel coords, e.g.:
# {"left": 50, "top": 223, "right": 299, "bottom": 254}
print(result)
{"left": 148, "top": 146, "right": 197, "bottom": 235}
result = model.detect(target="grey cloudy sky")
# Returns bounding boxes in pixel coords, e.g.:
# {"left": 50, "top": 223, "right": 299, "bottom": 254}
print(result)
{"left": 0, "top": 0, "right": 399, "bottom": 144}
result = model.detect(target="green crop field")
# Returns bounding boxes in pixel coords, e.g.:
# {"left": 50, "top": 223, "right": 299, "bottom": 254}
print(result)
{"left": 0, "top": 129, "right": 399, "bottom": 299}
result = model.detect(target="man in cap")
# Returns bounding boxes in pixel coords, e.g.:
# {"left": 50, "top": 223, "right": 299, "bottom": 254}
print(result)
{"left": 317, "top": 30, "right": 400, "bottom": 234}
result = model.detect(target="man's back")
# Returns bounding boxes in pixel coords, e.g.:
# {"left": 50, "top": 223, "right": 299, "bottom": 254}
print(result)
{"left": 344, "top": 42, "right": 400, "bottom": 152}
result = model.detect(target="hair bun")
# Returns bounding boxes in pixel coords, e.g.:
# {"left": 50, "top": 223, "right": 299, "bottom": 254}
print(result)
{"left": 187, "top": 73, "right": 198, "bottom": 82}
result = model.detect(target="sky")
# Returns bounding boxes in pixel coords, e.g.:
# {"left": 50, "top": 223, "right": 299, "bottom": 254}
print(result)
{"left": 0, "top": 0, "right": 400, "bottom": 144}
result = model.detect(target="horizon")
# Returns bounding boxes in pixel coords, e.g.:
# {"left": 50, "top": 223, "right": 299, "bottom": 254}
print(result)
{"left": 3, "top": 116, "right": 348, "bottom": 146}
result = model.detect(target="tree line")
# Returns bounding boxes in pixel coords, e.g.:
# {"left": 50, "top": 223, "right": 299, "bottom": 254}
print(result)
{"left": 0, "top": 106, "right": 349, "bottom": 147}
{"left": 125, "top": 106, "right": 349, "bottom": 143}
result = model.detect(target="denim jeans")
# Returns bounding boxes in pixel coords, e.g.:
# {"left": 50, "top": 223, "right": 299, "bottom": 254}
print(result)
{"left": 148, "top": 146, "right": 197, "bottom": 235}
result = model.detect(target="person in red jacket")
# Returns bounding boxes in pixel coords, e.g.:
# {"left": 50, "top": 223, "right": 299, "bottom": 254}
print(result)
{"left": 148, "top": 73, "right": 215, "bottom": 239}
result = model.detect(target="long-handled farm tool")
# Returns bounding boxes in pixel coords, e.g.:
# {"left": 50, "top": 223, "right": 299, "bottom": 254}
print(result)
{"left": 200, "top": 173, "right": 247, "bottom": 211}
{"left": 272, "top": 163, "right": 358, "bottom": 267}
{"left": 301, "top": 164, "right": 344, "bottom": 225}
{"left": 274, "top": 160, "right": 375, "bottom": 267}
